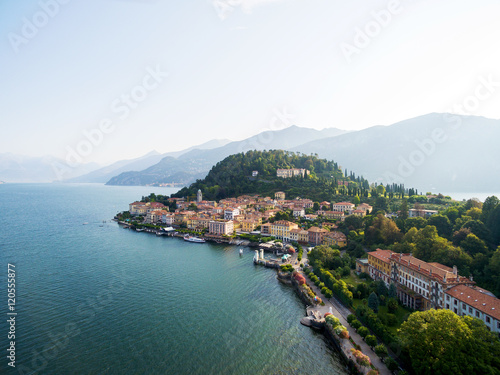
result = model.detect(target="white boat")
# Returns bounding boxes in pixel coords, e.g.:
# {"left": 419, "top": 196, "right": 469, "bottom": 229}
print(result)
{"left": 183, "top": 235, "right": 206, "bottom": 243}
{"left": 239, "top": 249, "right": 243, "bottom": 255}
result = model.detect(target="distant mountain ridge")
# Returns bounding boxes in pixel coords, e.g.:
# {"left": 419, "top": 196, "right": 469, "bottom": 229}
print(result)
{"left": 65, "top": 138, "right": 231, "bottom": 183}
{"left": 291, "top": 113, "right": 500, "bottom": 192}
{"left": 0, "top": 153, "right": 101, "bottom": 183}
{"left": 106, "top": 126, "right": 348, "bottom": 186}
{"left": 106, "top": 113, "right": 500, "bottom": 192}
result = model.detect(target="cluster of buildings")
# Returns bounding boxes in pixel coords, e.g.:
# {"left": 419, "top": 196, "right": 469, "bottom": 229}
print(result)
{"left": 357, "top": 249, "right": 500, "bottom": 334}
{"left": 128, "top": 190, "right": 372, "bottom": 244}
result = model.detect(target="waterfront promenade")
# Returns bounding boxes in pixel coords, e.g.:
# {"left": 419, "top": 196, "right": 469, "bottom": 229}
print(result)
{"left": 299, "top": 254, "right": 392, "bottom": 375}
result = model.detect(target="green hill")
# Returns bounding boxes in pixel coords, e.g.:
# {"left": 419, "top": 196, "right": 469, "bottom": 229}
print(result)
{"left": 172, "top": 150, "right": 371, "bottom": 201}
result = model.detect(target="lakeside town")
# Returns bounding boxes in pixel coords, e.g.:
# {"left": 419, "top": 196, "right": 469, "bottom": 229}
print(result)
{"left": 117, "top": 172, "right": 500, "bottom": 375}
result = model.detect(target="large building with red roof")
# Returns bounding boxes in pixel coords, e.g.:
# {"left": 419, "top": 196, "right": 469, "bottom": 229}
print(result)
{"left": 389, "top": 253, "right": 475, "bottom": 310}
{"left": 444, "top": 284, "right": 500, "bottom": 333}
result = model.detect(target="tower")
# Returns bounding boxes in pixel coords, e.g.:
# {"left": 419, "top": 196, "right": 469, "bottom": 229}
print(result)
{"left": 197, "top": 189, "right": 202, "bottom": 203}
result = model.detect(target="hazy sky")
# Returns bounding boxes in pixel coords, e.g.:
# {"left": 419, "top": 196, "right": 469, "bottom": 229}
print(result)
{"left": 1, "top": 0, "right": 500, "bottom": 164}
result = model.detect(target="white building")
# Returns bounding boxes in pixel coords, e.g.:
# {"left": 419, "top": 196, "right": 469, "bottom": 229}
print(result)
{"left": 162, "top": 213, "right": 174, "bottom": 225}
{"left": 332, "top": 202, "right": 355, "bottom": 215}
{"left": 224, "top": 207, "right": 240, "bottom": 220}
{"left": 409, "top": 209, "right": 438, "bottom": 218}
{"left": 292, "top": 206, "right": 305, "bottom": 218}
{"left": 209, "top": 220, "right": 234, "bottom": 236}
{"left": 197, "top": 189, "right": 202, "bottom": 203}
{"left": 444, "top": 284, "right": 500, "bottom": 334}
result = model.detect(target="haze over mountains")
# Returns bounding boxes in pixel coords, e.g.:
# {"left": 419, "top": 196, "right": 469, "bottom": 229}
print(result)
{"left": 105, "top": 126, "right": 348, "bottom": 186}
{"left": 292, "top": 113, "right": 500, "bottom": 192}
{"left": 2, "top": 113, "right": 499, "bottom": 192}
{"left": 105, "top": 113, "right": 500, "bottom": 192}
{"left": 0, "top": 153, "right": 100, "bottom": 183}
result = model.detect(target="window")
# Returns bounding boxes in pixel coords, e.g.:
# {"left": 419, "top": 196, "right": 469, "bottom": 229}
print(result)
{"left": 469, "top": 307, "right": 473, "bottom": 313}
{"left": 446, "top": 295, "right": 450, "bottom": 301}
{"left": 462, "top": 303, "right": 466, "bottom": 309}
{"left": 454, "top": 300, "right": 457, "bottom": 305}
{"left": 446, "top": 304, "right": 450, "bottom": 309}
{"left": 486, "top": 316, "right": 490, "bottom": 323}
{"left": 476, "top": 311, "right": 480, "bottom": 318}
{"left": 454, "top": 308, "right": 457, "bottom": 314}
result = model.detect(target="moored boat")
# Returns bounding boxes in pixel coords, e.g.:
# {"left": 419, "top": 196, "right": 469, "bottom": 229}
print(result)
{"left": 183, "top": 235, "right": 206, "bottom": 243}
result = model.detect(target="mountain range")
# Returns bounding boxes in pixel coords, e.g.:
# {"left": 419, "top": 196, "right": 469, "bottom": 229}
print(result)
{"left": 105, "top": 113, "right": 500, "bottom": 192}
{"left": 3, "top": 113, "right": 499, "bottom": 192}
{"left": 105, "top": 126, "right": 347, "bottom": 186}
{"left": 0, "top": 153, "right": 100, "bottom": 183}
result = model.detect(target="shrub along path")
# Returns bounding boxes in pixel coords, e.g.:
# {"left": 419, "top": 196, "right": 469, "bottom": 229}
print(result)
{"left": 300, "top": 253, "right": 391, "bottom": 375}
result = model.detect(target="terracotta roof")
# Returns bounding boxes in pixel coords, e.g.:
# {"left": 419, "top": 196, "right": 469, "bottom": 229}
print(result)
{"left": 324, "top": 231, "right": 346, "bottom": 240}
{"left": 428, "top": 262, "right": 454, "bottom": 272}
{"left": 308, "top": 226, "right": 328, "bottom": 233}
{"left": 446, "top": 284, "right": 500, "bottom": 321}
{"left": 369, "top": 249, "right": 394, "bottom": 263}
{"left": 390, "top": 254, "right": 471, "bottom": 284}
{"left": 273, "top": 220, "right": 297, "bottom": 227}
{"left": 333, "top": 202, "right": 355, "bottom": 206}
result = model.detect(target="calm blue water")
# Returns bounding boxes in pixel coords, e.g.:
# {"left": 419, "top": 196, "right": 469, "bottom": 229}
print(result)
{"left": 0, "top": 183, "right": 347, "bottom": 375}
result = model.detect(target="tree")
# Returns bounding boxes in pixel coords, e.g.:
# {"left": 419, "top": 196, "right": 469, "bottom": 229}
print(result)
{"left": 465, "top": 207, "right": 482, "bottom": 220}
{"left": 365, "top": 214, "right": 402, "bottom": 246}
{"left": 373, "top": 196, "right": 389, "bottom": 213}
{"left": 388, "top": 283, "right": 397, "bottom": 299}
{"left": 465, "top": 198, "right": 482, "bottom": 210}
{"left": 374, "top": 344, "right": 388, "bottom": 359}
{"left": 313, "top": 202, "right": 320, "bottom": 211}
{"left": 386, "top": 357, "right": 399, "bottom": 372}
{"left": 368, "top": 292, "right": 379, "bottom": 313}
{"left": 481, "top": 196, "right": 500, "bottom": 223}
{"left": 365, "top": 335, "right": 377, "bottom": 348}
{"left": 353, "top": 195, "right": 361, "bottom": 205}
{"left": 405, "top": 216, "right": 427, "bottom": 231}
{"left": 400, "top": 198, "right": 409, "bottom": 220}
{"left": 428, "top": 214, "right": 452, "bottom": 239}
{"left": 462, "top": 219, "right": 491, "bottom": 244}
{"left": 375, "top": 280, "right": 388, "bottom": 297}
{"left": 452, "top": 227, "right": 472, "bottom": 246}
{"left": 399, "top": 309, "right": 500, "bottom": 375}
{"left": 358, "top": 326, "right": 369, "bottom": 338}
{"left": 351, "top": 319, "right": 362, "bottom": 330}
{"left": 387, "top": 298, "right": 398, "bottom": 314}
{"left": 460, "top": 234, "right": 488, "bottom": 256}
{"left": 344, "top": 215, "right": 363, "bottom": 230}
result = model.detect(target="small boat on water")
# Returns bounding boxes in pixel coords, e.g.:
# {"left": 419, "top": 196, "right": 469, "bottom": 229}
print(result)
{"left": 183, "top": 235, "right": 206, "bottom": 243}
{"left": 239, "top": 249, "right": 243, "bottom": 256}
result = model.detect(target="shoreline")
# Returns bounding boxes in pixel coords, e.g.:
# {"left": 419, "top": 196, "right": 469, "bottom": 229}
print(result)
{"left": 116, "top": 219, "right": 388, "bottom": 374}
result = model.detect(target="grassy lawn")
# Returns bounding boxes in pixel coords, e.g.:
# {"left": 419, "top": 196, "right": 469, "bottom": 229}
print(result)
{"left": 341, "top": 270, "right": 367, "bottom": 286}
{"left": 378, "top": 304, "right": 412, "bottom": 335}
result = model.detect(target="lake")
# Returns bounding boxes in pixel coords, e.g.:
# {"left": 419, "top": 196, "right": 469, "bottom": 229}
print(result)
{"left": 0, "top": 183, "right": 348, "bottom": 375}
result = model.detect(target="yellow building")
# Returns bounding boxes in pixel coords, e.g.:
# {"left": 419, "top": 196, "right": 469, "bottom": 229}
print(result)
{"left": 270, "top": 220, "right": 299, "bottom": 241}
{"left": 324, "top": 211, "right": 345, "bottom": 220}
{"left": 367, "top": 249, "right": 394, "bottom": 285}
{"left": 275, "top": 191, "right": 286, "bottom": 200}
{"left": 322, "top": 231, "right": 347, "bottom": 247}
{"left": 242, "top": 219, "right": 258, "bottom": 232}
